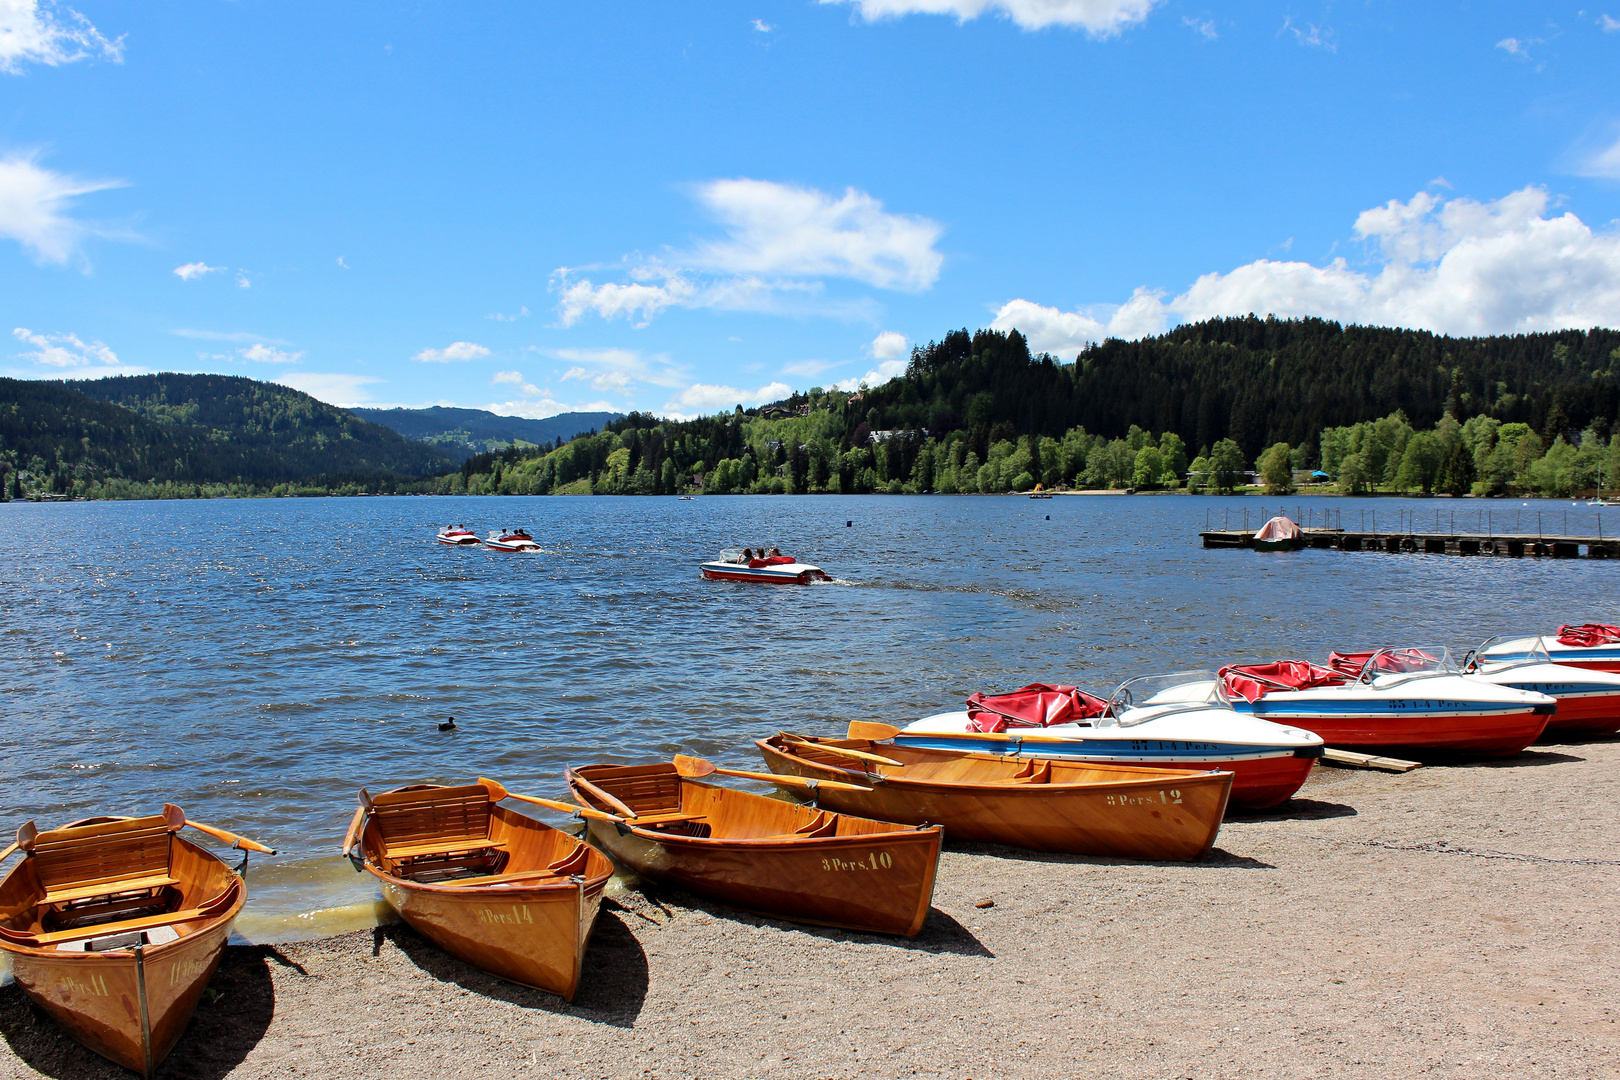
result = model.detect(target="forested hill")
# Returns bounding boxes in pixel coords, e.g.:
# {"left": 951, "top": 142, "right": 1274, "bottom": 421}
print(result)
{"left": 2, "top": 374, "right": 457, "bottom": 497}
{"left": 350, "top": 406, "right": 622, "bottom": 459}
{"left": 67, "top": 374, "right": 457, "bottom": 481}
{"left": 436, "top": 317, "right": 1620, "bottom": 499}
{"left": 879, "top": 318, "right": 1620, "bottom": 462}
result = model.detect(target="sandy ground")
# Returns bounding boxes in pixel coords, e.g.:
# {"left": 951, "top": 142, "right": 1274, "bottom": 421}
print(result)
{"left": 4, "top": 739, "right": 1619, "bottom": 1080}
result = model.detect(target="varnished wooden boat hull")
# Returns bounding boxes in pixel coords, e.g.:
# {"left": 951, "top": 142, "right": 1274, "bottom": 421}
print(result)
{"left": 757, "top": 739, "right": 1232, "bottom": 860}
{"left": 374, "top": 872, "right": 607, "bottom": 999}
{"left": 567, "top": 769, "right": 940, "bottom": 937}
{"left": 4, "top": 911, "right": 235, "bottom": 1074}
{"left": 580, "top": 816, "right": 938, "bottom": 936}
{"left": 0, "top": 831, "right": 244, "bottom": 1077}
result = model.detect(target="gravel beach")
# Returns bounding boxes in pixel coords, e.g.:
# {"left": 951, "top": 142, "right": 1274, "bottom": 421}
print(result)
{"left": 4, "top": 739, "right": 1617, "bottom": 1080}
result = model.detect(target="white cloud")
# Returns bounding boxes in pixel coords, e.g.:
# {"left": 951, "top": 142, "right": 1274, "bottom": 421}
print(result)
{"left": 833, "top": 359, "right": 907, "bottom": 392}
{"left": 552, "top": 346, "right": 685, "bottom": 392}
{"left": 481, "top": 396, "right": 620, "bottom": 420}
{"left": 414, "top": 340, "right": 491, "bottom": 363}
{"left": 0, "top": 0, "right": 122, "bottom": 73}
{"left": 661, "top": 380, "right": 794, "bottom": 419}
{"left": 869, "top": 330, "right": 907, "bottom": 358}
{"left": 239, "top": 343, "right": 303, "bottom": 364}
{"left": 1603, "top": 15, "right": 1620, "bottom": 32}
{"left": 990, "top": 288, "right": 1168, "bottom": 356}
{"left": 690, "top": 179, "right": 942, "bottom": 291}
{"left": 1283, "top": 16, "right": 1335, "bottom": 51}
{"left": 235, "top": 272, "right": 250, "bottom": 289}
{"left": 11, "top": 325, "right": 122, "bottom": 369}
{"left": 336, "top": 256, "right": 349, "bottom": 269}
{"left": 752, "top": 18, "right": 773, "bottom": 31}
{"left": 173, "top": 261, "right": 223, "bottom": 281}
{"left": 0, "top": 151, "right": 126, "bottom": 264}
{"left": 822, "top": 0, "right": 1158, "bottom": 35}
{"left": 1577, "top": 132, "right": 1620, "bottom": 181}
{"left": 1003, "top": 186, "right": 1620, "bottom": 347}
{"left": 275, "top": 372, "right": 383, "bottom": 407}
{"left": 552, "top": 179, "right": 942, "bottom": 327}
{"left": 1182, "top": 15, "right": 1215, "bottom": 39}
{"left": 485, "top": 305, "right": 529, "bottom": 322}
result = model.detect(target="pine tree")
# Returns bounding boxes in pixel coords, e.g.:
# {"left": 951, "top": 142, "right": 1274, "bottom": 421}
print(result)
{"left": 1437, "top": 439, "right": 1476, "bottom": 496}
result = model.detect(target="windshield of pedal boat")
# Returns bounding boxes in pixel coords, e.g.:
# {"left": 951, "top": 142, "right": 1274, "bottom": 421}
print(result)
{"left": 716, "top": 548, "right": 744, "bottom": 563}
{"left": 1101, "top": 670, "right": 1231, "bottom": 727}
{"left": 1466, "top": 634, "right": 1551, "bottom": 672}
{"left": 1339, "top": 646, "right": 1457, "bottom": 684}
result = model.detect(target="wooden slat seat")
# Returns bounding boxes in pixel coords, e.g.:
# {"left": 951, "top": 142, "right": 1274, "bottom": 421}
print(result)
{"left": 586, "top": 769, "right": 684, "bottom": 817}
{"left": 369, "top": 784, "right": 495, "bottom": 862}
{"left": 43, "top": 874, "right": 179, "bottom": 905}
{"left": 17, "top": 904, "right": 218, "bottom": 948}
{"left": 29, "top": 815, "right": 176, "bottom": 906}
{"left": 628, "top": 812, "right": 706, "bottom": 826}
{"left": 383, "top": 837, "right": 498, "bottom": 860}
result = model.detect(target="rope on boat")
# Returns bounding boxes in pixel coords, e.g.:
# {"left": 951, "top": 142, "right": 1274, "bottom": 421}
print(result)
{"left": 1313, "top": 836, "right": 1620, "bottom": 866}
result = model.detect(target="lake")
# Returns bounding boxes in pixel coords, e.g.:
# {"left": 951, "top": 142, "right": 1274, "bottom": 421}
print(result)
{"left": 2, "top": 492, "right": 1613, "bottom": 942}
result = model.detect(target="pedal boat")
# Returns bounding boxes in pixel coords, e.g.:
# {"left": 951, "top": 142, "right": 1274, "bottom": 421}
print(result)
{"left": 343, "top": 780, "right": 613, "bottom": 1001}
{"left": 565, "top": 762, "right": 940, "bottom": 936}
{"left": 1216, "top": 646, "right": 1556, "bottom": 757}
{"left": 0, "top": 806, "right": 268, "bottom": 1078}
{"left": 482, "top": 528, "right": 540, "bottom": 552}
{"left": 699, "top": 550, "right": 831, "bottom": 584}
{"left": 1477, "top": 625, "right": 1620, "bottom": 674}
{"left": 1463, "top": 634, "right": 1620, "bottom": 737}
{"left": 436, "top": 526, "right": 481, "bottom": 546}
{"left": 895, "top": 675, "right": 1323, "bottom": 810}
{"left": 756, "top": 733, "right": 1232, "bottom": 860}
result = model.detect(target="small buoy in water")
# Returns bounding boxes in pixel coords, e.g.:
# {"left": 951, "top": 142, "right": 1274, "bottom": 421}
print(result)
{"left": 974, "top": 898, "right": 995, "bottom": 909}
{"left": 846, "top": 520, "right": 853, "bottom": 527}
{"left": 1045, "top": 515, "right": 1050, "bottom": 520}
{"left": 439, "top": 716, "right": 457, "bottom": 731}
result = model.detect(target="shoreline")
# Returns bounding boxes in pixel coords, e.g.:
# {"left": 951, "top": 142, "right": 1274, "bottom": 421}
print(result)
{"left": 5, "top": 739, "right": 1617, "bottom": 1078}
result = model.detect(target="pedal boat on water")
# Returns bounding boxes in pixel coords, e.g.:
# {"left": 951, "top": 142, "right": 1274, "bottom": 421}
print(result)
{"left": 343, "top": 780, "right": 613, "bottom": 1001}
{"left": 1462, "top": 634, "right": 1620, "bottom": 737}
{"left": 699, "top": 549, "right": 831, "bottom": 584}
{"left": 895, "top": 674, "right": 1323, "bottom": 810}
{"left": 1477, "top": 624, "right": 1620, "bottom": 675}
{"left": 0, "top": 806, "right": 271, "bottom": 1078}
{"left": 565, "top": 761, "right": 941, "bottom": 936}
{"left": 1251, "top": 515, "right": 1304, "bottom": 551}
{"left": 756, "top": 733, "right": 1232, "bottom": 860}
{"left": 482, "top": 528, "right": 540, "bottom": 552}
{"left": 436, "top": 525, "right": 481, "bottom": 546}
{"left": 1215, "top": 646, "right": 1556, "bottom": 757}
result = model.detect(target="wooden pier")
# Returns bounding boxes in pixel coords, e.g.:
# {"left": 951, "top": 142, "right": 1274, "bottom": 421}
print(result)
{"left": 1200, "top": 528, "right": 1620, "bottom": 559}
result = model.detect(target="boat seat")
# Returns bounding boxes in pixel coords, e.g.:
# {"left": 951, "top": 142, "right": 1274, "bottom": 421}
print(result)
{"left": 628, "top": 812, "right": 707, "bottom": 826}
{"left": 577, "top": 768, "right": 685, "bottom": 818}
{"left": 370, "top": 784, "right": 497, "bottom": 862}
{"left": 29, "top": 814, "right": 178, "bottom": 907}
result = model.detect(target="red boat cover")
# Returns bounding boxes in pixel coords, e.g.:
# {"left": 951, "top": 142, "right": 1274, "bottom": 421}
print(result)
{"left": 747, "top": 555, "right": 797, "bottom": 568}
{"left": 1254, "top": 516, "right": 1301, "bottom": 541}
{"left": 1555, "top": 624, "right": 1620, "bottom": 647}
{"left": 1326, "top": 648, "right": 1441, "bottom": 677}
{"left": 965, "top": 683, "right": 1108, "bottom": 733}
{"left": 1218, "top": 661, "right": 1346, "bottom": 702}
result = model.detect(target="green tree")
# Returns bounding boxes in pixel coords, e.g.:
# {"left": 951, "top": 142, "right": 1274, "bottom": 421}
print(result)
{"left": 1393, "top": 431, "right": 1444, "bottom": 494}
{"left": 1186, "top": 455, "right": 1210, "bottom": 492}
{"left": 1210, "top": 438, "right": 1245, "bottom": 492}
{"left": 1132, "top": 445, "right": 1165, "bottom": 490}
{"left": 1256, "top": 442, "right": 1294, "bottom": 494}
{"left": 1436, "top": 439, "right": 1475, "bottom": 496}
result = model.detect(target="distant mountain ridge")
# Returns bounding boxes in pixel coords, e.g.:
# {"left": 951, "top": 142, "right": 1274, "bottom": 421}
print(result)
{"left": 350, "top": 406, "right": 622, "bottom": 459}
{"left": 1, "top": 373, "right": 458, "bottom": 495}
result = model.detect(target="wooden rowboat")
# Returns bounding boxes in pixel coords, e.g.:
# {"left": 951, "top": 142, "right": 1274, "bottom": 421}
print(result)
{"left": 565, "top": 762, "right": 942, "bottom": 936}
{"left": 756, "top": 734, "right": 1234, "bottom": 861}
{"left": 344, "top": 780, "right": 614, "bottom": 1001}
{"left": 0, "top": 806, "right": 270, "bottom": 1077}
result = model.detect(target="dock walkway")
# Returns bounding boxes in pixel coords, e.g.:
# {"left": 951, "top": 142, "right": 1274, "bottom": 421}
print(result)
{"left": 1201, "top": 528, "right": 1619, "bottom": 558}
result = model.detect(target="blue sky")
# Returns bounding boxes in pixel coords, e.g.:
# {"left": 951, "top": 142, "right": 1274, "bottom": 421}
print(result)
{"left": 4, "top": 1, "right": 1619, "bottom": 418}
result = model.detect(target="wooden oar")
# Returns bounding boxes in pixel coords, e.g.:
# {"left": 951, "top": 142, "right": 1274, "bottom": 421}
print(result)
{"left": 780, "top": 734, "right": 901, "bottom": 768}
{"left": 341, "top": 807, "right": 366, "bottom": 856}
{"left": 672, "top": 755, "right": 873, "bottom": 793}
{"left": 185, "top": 820, "right": 278, "bottom": 854}
{"left": 563, "top": 770, "right": 640, "bottom": 819}
{"left": 0, "top": 843, "right": 17, "bottom": 863}
{"left": 847, "top": 720, "right": 902, "bottom": 741}
{"left": 478, "top": 778, "right": 623, "bottom": 823}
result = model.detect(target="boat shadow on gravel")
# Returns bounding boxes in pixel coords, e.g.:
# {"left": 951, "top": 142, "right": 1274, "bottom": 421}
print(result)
{"left": 1442, "top": 749, "right": 1585, "bottom": 769}
{"left": 1223, "top": 797, "right": 1358, "bottom": 823}
{"left": 377, "top": 903, "right": 649, "bottom": 1028}
{"left": 946, "top": 840, "right": 1276, "bottom": 871}
{"left": 622, "top": 883, "right": 995, "bottom": 958}
{"left": 0, "top": 944, "right": 282, "bottom": 1080}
